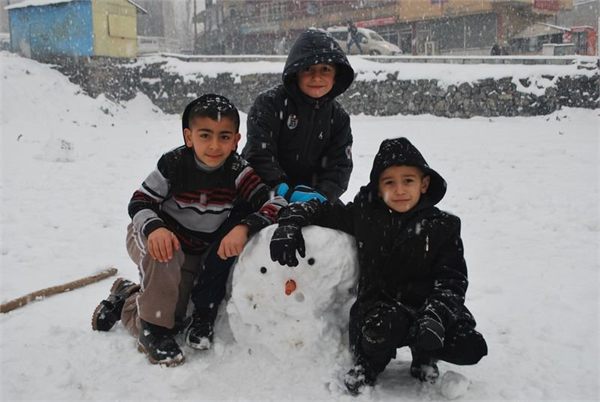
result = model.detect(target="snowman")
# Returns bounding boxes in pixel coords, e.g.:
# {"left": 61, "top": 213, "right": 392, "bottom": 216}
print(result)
{"left": 226, "top": 225, "right": 358, "bottom": 362}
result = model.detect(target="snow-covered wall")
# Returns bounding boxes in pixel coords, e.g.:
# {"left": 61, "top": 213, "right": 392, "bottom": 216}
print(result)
{"left": 51, "top": 55, "right": 599, "bottom": 118}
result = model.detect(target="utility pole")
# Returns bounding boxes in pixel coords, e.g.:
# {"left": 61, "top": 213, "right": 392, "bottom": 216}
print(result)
{"left": 193, "top": 0, "right": 197, "bottom": 53}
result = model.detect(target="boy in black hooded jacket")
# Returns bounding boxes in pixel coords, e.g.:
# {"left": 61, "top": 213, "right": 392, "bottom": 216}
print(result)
{"left": 242, "top": 28, "right": 355, "bottom": 203}
{"left": 270, "top": 137, "right": 487, "bottom": 395}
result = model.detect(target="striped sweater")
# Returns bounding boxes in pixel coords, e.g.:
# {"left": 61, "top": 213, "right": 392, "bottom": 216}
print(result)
{"left": 128, "top": 146, "right": 287, "bottom": 254}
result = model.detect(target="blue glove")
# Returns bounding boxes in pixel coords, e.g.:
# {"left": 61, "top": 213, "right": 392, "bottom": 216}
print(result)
{"left": 275, "top": 183, "right": 327, "bottom": 203}
{"left": 289, "top": 185, "right": 327, "bottom": 203}
{"left": 275, "top": 183, "right": 293, "bottom": 199}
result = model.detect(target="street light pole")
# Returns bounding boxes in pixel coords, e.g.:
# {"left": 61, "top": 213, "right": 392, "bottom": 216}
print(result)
{"left": 193, "top": 0, "right": 197, "bottom": 53}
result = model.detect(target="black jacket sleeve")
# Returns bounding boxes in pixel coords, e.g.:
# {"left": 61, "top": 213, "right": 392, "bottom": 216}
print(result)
{"left": 315, "top": 105, "right": 353, "bottom": 202}
{"left": 277, "top": 199, "right": 355, "bottom": 236}
{"left": 421, "top": 217, "right": 469, "bottom": 329}
{"left": 243, "top": 91, "right": 288, "bottom": 187}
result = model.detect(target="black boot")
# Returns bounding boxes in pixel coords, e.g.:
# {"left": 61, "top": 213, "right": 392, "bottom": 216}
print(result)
{"left": 185, "top": 307, "right": 218, "bottom": 350}
{"left": 138, "top": 320, "right": 184, "bottom": 366}
{"left": 410, "top": 348, "right": 439, "bottom": 383}
{"left": 344, "top": 363, "right": 376, "bottom": 396}
{"left": 171, "top": 316, "right": 193, "bottom": 335}
{"left": 91, "top": 278, "right": 140, "bottom": 332}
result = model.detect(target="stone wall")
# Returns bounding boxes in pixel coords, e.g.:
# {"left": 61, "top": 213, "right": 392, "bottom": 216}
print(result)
{"left": 51, "top": 57, "right": 599, "bottom": 118}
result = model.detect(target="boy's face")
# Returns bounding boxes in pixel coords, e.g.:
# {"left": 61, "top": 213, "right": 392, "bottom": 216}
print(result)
{"left": 378, "top": 165, "right": 430, "bottom": 213}
{"left": 297, "top": 63, "right": 337, "bottom": 99}
{"left": 184, "top": 116, "right": 240, "bottom": 167}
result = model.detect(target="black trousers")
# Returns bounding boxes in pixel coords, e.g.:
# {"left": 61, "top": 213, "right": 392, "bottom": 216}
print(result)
{"left": 190, "top": 202, "right": 253, "bottom": 311}
{"left": 352, "top": 302, "right": 488, "bottom": 375}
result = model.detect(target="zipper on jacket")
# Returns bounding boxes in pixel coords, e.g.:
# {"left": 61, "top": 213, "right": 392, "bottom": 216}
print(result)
{"left": 315, "top": 102, "right": 324, "bottom": 140}
{"left": 301, "top": 107, "right": 318, "bottom": 164}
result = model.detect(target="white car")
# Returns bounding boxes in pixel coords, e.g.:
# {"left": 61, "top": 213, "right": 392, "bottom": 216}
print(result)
{"left": 327, "top": 26, "right": 401, "bottom": 55}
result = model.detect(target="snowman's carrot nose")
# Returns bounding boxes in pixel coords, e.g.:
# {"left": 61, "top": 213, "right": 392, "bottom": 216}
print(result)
{"left": 285, "top": 279, "right": 297, "bottom": 296}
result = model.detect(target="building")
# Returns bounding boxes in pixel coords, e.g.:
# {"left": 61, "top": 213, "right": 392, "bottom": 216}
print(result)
{"left": 557, "top": 0, "right": 598, "bottom": 55}
{"left": 0, "top": 0, "right": 9, "bottom": 33}
{"left": 506, "top": 0, "right": 598, "bottom": 55}
{"left": 0, "top": 0, "right": 8, "bottom": 50}
{"left": 134, "top": 0, "right": 199, "bottom": 54}
{"left": 199, "top": 0, "right": 573, "bottom": 55}
{"left": 6, "top": 0, "right": 147, "bottom": 59}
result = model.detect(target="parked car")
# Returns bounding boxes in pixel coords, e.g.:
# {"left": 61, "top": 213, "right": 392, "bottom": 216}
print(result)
{"left": 327, "top": 26, "right": 401, "bottom": 55}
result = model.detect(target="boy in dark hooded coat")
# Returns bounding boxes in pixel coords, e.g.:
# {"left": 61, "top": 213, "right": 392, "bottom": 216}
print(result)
{"left": 269, "top": 137, "right": 487, "bottom": 395}
{"left": 242, "top": 28, "right": 355, "bottom": 203}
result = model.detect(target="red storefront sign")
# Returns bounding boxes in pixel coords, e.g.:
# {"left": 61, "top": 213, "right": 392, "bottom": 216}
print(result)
{"left": 355, "top": 16, "right": 398, "bottom": 28}
{"left": 533, "top": 0, "right": 560, "bottom": 12}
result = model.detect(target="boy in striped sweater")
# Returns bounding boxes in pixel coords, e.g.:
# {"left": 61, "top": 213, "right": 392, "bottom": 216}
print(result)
{"left": 92, "top": 94, "right": 287, "bottom": 366}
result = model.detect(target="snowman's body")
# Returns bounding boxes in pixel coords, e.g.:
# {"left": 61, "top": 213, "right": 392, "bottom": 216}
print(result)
{"left": 227, "top": 225, "right": 359, "bottom": 361}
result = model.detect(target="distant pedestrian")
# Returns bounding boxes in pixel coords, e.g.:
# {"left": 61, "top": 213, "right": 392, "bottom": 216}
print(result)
{"left": 277, "top": 36, "right": 287, "bottom": 55}
{"left": 347, "top": 19, "right": 363, "bottom": 55}
{"left": 490, "top": 43, "right": 501, "bottom": 56}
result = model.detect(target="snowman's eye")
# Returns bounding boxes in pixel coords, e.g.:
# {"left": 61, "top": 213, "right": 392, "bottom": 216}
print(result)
{"left": 307, "top": 258, "right": 315, "bottom": 266}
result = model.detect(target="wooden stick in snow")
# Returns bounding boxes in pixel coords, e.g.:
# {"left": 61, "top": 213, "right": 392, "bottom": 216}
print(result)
{"left": 0, "top": 267, "right": 118, "bottom": 314}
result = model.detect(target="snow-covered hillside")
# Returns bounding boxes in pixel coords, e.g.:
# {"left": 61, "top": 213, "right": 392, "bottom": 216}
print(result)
{"left": 1, "top": 51, "right": 598, "bottom": 401}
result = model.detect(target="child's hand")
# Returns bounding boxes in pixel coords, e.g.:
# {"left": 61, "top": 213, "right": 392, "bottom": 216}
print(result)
{"left": 217, "top": 224, "right": 249, "bottom": 260}
{"left": 275, "top": 183, "right": 327, "bottom": 203}
{"left": 410, "top": 316, "right": 445, "bottom": 351}
{"left": 147, "top": 228, "right": 180, "bottom": 262}
{"left": 290, "top": 185, "right": 327, "bottom": 203}
{"left": 270, "top": 224, "right": 306, "bottom": 267}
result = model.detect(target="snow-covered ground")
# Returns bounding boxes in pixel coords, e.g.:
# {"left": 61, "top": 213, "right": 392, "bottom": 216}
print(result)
{"left": 1, "top": 51, "right": 598, "bottom": 401}
{"left": 138, "top": 53, "right": 599, "bottom": 97}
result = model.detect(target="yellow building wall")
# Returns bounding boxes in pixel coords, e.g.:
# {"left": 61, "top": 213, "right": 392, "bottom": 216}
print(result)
{"left": 273, "top": 1, "right": 573, "bottom": 38}
{"left": 559, "top": 0, "right": 573, "bottom": 11}
{"left": 507, "top": 0, "right": 573, "bottom": 14}
{"left": 396, "top": 0, "right": 571, "bottom": 22}
{"left": 398, "top": 0, "right": 493, "bottom": 22}
{"left": 282, "top": 3, "right": 399, "bottom": 31}
{"left": 92, "top": 0, "right": 137, "bottom": 58}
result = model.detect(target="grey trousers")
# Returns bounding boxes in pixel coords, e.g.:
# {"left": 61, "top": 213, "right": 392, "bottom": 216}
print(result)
{"left": 121, "top": 223, "right": 204, "bottom": 337}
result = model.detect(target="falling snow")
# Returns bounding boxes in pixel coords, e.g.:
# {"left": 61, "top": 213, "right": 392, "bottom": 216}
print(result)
{"left": 1, "top": 51, "right": 598, "bottom": 401}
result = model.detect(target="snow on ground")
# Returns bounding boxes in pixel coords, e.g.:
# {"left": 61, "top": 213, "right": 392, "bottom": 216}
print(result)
{"left": 1, "top": 51, "right": 599, "bottom": 401}
{"left": 136, "top": 53, "right": 599, "bottom": 95}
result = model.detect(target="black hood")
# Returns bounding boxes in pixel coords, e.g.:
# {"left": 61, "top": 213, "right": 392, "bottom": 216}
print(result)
{"left": 282, "top": 28, "right": 354, "bottom": 102}
{"left": 365, "top": 137, "right": 447, "bottom": 206}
